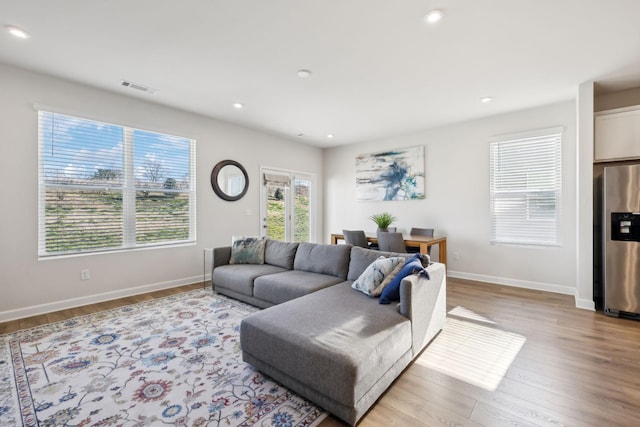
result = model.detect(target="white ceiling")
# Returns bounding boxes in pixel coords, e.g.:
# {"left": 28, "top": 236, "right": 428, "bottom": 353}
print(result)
{"left": 1, "top": 0, "right": 640, "bottom": 147}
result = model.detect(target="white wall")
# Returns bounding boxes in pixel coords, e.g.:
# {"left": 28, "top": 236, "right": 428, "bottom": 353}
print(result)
{"left": 0, "top": 64, "right": 323, "bottom": 320}
{"left": 576, "top": 81, "right": 595, "bottom": 310}
{"left": 324, "top": 101, "right": 578, "bottom": 296}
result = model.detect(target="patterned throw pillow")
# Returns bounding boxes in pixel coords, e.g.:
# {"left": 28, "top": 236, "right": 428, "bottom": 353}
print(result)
{"left": 229, "top": 236, "right": 266, "bottom": 264}
{"left": 352, "top": 256, "right": 406, "bottom": 296}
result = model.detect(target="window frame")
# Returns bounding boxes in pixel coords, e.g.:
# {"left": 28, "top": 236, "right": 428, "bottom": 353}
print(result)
{"left": 37, "top": 107, "right": 196, "bottom": 258}
{"left": 489, "top": 127, "right": 563, "bottom": 247}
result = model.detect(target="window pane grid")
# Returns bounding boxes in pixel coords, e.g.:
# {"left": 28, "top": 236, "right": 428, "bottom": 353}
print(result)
{"left": 293, "top": 177, "right": 311, "bottom": 243}
{"left": 133, "top": 129, "right": 192, "bottom": 191}
{"left": 44, "top": 188, "right": 124, "bottom": 254}
{"left": 490, "top": 131, "right": 561, "bottom": 246}
{"left": 38, "top": 111, "right": 195, "bottom": 256}
{"left": 135, "top": 191, "right": 190, "bottom": 244}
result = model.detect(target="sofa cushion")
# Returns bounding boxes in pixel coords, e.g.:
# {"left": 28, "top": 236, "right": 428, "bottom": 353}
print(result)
{"left": 379, "top": 254, "right": 428, "bottom": 304}
{"left": 264, "top": 239, "right": 299, "bottom": 269}
{"left": 351, "top": 256, "right": 405, "bottom": 296}
{"left": 347, "top": 246, "right": 411, "bottom": 281}
{"left": 212, "top": 264, "right": 287, "bottom": 296}
{"left": 293, "top": 242, "right": 351, "bottom": 279}
{"left": 254, "top": 270, "right": 343, "bottom": 305}
{"left": 241, "top": 282, "right": 412, "bottom": 406}
{"left": 229, "top": 236, "right": 266, "bottom": 264}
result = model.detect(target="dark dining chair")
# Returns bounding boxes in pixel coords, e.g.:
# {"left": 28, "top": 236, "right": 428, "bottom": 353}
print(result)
{"left": 377, "top": 231, "right": 407, "bottom": 253}
{"left": 408, "top": 227, "right": 434, "bottom": 254}
{"left": 342, "top": 229, "right": 370, "bottom": 248}
{"left": 370, "top": 226, "right": 395, "bottom": 250}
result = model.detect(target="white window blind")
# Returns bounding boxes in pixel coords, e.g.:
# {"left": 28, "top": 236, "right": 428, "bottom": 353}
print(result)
{"left": 489, "top": 130, "right": 562, "bottom": 246}
{"left": 38, "top": 110, "right": 196, "bottom": 257}
{"left": 263, "top": 172, "right": 291, "bottom": 186}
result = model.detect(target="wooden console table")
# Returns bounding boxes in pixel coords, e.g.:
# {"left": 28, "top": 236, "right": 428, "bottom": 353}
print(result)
{"left": 331, "top": 232, "right": 447, "bottom": 266}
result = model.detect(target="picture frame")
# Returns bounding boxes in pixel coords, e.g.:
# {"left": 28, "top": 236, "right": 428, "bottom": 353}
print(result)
{"left": 355, "top": 146, "right": 425, "bottom": 201}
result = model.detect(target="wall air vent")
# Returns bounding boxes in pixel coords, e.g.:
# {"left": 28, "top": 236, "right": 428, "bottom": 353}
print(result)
{"left": 121, "top": 80, "right": 158, "bottom": 95}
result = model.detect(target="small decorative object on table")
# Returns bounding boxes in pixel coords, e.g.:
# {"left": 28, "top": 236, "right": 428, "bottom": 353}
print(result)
{"left": 369, "top": 212, "right": 397, "bottom": 232}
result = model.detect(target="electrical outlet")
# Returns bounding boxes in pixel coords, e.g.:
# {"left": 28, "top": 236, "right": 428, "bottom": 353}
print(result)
{"left": 453, "top": 250, "right": 460, "bottom": 260}
{"left": 81, "top": 269, "right": 90, "bottom": 280}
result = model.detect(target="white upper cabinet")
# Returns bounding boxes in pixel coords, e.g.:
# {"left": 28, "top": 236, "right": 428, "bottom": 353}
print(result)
{"left": 595, "top": 106, "right": 640, "bottom": 162}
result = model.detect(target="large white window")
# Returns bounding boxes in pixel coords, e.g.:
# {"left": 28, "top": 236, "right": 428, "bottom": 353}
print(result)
{"left": 489, "top": 128, "right": 562, "bottom": 246}
{"left": 38, "top": 109, "right": 196, "bottom": 257}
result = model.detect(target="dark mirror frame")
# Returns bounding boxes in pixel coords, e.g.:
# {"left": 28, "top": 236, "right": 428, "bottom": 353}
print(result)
{"left": 210, "top": 160, "right": 249, "bottom": 201}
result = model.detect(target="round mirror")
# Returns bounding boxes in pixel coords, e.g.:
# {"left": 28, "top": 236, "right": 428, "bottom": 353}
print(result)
{"left": 211, "top": 160, "right": 249, "bottom": 201}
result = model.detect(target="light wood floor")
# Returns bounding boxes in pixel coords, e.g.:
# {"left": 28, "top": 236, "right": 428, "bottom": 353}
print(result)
{"left": 2, "top": 279, "right": 639, "bottom": 426}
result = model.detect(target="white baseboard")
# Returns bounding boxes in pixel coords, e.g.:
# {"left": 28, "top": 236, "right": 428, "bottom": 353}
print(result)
{"left": 446, "top": 269, "right": 592, "bottom": 310}
{"left": 0, "top": 274, "right": 210, "bottom": 323}
{"left": 1, "top": 269, "right": 595, "bottom": 323}
{"left": 574, "top": 298, "right": 596, "bottom": 311}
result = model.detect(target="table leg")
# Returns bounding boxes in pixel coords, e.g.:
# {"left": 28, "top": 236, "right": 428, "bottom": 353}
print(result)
{"left": 439, "top": 240, "right": 447, "bottom": 266}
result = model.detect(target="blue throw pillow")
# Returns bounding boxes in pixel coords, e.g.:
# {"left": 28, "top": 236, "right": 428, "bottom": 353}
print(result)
{"left": 406, "top": 253, "right": 424, "bottom": 265}
{"left": 379, "top": 255, "right": 425, "bottom": 304}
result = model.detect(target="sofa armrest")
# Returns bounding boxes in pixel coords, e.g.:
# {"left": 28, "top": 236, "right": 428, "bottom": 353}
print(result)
{"left": 212, "top": 246, "right": 232, "bottom": 272}
{"left": 399, "top": 262, "right": 446, "bottom": 357}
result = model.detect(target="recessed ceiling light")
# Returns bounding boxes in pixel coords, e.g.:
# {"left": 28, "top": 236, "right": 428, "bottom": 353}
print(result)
{"left": 327, "top": 134, "right": 334, "bottom": 139}
{"left": 297, "top": 69, "right": 312, "bottom": 78}
{"left": 233, "top": 102, "right": 244, "bottom": 109}
{"left": 5, "top": 25, "right": 30, "bottom": 39}
{"left": 481, "top": 97, "right": 493, "bottom": 103}
{"left": 424, "top": 9, "right": 444, "bottom": 24}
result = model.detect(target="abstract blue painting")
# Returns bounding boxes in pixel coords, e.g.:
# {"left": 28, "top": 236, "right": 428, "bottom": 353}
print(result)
{"left": 355, "top": 146, "right": 425, "bottom": 201}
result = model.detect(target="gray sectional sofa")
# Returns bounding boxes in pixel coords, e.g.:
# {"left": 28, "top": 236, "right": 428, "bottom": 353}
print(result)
{"left": 211, "top": 239, "right": 446, "bottom": 425}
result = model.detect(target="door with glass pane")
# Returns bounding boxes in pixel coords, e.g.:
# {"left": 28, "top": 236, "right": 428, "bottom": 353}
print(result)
{"left": 262, "top": 169, "right": 313, "bottom": 242}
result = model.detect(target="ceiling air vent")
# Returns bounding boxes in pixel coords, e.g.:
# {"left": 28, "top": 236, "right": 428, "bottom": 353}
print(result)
{"left": 121, "top": 80, "right": 158, "bottom": 95}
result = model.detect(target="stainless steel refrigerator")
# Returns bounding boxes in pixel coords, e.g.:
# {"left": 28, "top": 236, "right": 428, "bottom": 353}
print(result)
{"left": 603, "top": 164, "right": 640, "bottom": 318}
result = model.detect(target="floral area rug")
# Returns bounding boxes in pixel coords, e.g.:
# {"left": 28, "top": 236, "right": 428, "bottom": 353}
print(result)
{"left": 0, "top": 289, "right": 327, "bottom": 426}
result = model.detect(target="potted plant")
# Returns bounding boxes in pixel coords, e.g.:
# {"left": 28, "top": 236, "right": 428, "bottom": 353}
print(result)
{"left": 369, "top": 212, "right": 397, "bottom": 231}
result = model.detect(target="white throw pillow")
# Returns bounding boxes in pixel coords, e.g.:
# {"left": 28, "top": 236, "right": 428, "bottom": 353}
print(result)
{"left": 351, "top": 256, "right": 406, "bottom": 296}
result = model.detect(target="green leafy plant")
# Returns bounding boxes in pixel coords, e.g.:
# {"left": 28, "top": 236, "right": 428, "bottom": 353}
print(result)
{"left": 369, "top": 212, "right": 397, "bottom": 229}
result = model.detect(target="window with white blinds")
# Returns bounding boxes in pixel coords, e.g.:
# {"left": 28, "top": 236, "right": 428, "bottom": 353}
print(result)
{"left": 489, "top": 129, "right": 562, "bottom": 246}
{"left": 38, "top": 110, "right": 196, "bottom": 257}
